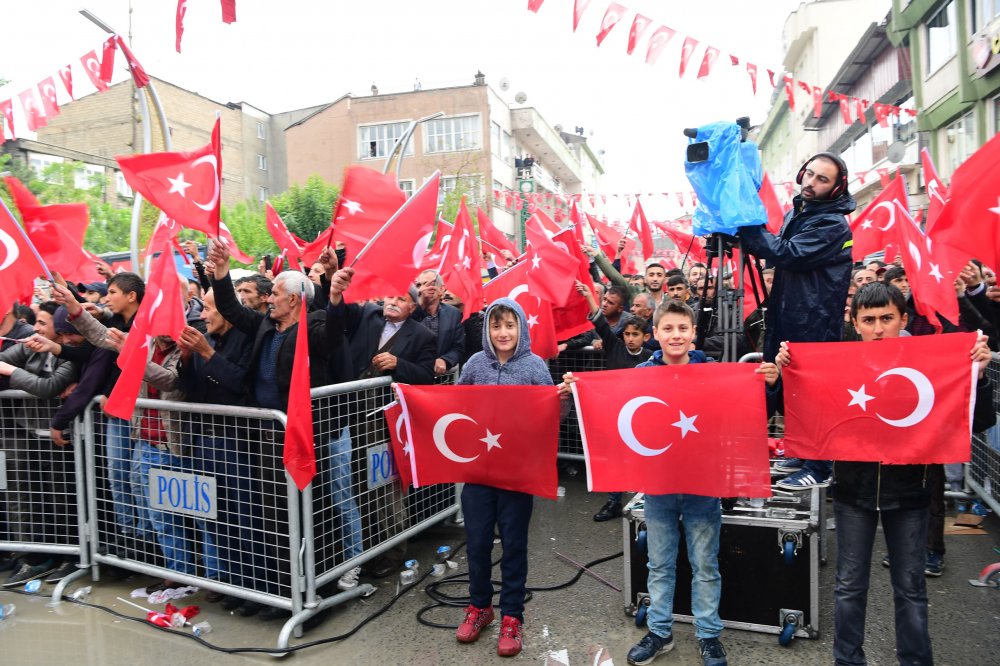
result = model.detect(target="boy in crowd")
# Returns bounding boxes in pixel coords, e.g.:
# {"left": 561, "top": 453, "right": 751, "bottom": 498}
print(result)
{"left": 575, "top": 281, "right": 653, "bottom": 522}
{"left": 454, "top": 298, "right": 553, "bottom": 658}
{"left": 562, "top": 300, "right": 779, "bottom": 665}
{"left": 775, "top": 282, "right": 993, "bottom": 665}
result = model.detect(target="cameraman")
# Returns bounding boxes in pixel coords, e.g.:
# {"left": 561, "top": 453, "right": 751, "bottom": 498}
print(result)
{"left": 738, "top": 152, "right": 855, "bottom": 490}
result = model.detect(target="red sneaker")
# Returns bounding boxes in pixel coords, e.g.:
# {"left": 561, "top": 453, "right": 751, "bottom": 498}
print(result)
{"left": 497, "top": 616, "right": 523, "bottom": 657}
{"left": 456, "top": 605, "right": 495, "bottom": 643}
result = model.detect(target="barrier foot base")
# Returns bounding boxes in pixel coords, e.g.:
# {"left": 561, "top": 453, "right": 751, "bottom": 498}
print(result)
{"left": 51, "top": 566, "right": 91, "bottom": 604}
{"left": 275, "top": 584, "right": 376, "bottom": 654}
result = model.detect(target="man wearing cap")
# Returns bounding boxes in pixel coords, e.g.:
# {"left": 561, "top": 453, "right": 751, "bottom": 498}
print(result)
{"left": 76, "top": 282, "right": 108, "bottom": 304}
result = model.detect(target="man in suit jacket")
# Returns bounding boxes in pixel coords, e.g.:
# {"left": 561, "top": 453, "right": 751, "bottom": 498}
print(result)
{"left": 412, "top": 269, "right": 466, "bottom": 375}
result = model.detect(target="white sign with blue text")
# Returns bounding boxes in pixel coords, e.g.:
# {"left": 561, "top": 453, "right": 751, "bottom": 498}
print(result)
{"left": 149, "top": 468, "right": 217, "bottom": 520}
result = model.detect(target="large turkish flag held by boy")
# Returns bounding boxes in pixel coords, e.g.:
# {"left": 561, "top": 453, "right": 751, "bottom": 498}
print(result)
{"left": 393, "top": 384, "right": 559, "bottom": 498}
{"left": 781, "top": 333, "right": 977, "bottom": 464}
{"left": 572, "top": 364, "right": 770, "bottom": 497}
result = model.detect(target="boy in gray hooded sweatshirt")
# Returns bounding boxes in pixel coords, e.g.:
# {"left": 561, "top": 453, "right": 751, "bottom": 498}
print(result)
{"left": 453, "top": 297, "right": 552, "bottom": 658}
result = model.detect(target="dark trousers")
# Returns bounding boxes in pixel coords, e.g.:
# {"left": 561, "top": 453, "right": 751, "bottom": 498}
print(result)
{"left": 462, "top": 483, "right": 532, "bottom": 621}
{"left": 833, "top": 501, "right": 932, "bottom": 666}
{"left": 926, "top": 464, "right": 945, "bottom": 555}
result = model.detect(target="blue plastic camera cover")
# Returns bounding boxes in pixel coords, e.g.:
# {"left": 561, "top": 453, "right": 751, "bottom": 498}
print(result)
{"left": 684, "top": 121, "right": 767, "bottom": 236}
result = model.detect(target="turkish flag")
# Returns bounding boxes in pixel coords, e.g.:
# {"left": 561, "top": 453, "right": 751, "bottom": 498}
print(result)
{"left": 929, "top": 132, "right": 1000, "bottom": 273}
{"left": 697, "top": 46, "right": 720, "bottom": 79}
{"left": 145, "top": 215, "right": 181, "bottom": 257}
{"left": 783, "top": 75, "right": 796, "bottom": 111}
{"left": 394, "top": 384, "right": 560, "bottom": 498}
{"left": 759, "top": 172, "right": 785, "bottom": 235}
{"left": 116, "top": 118, "right": 221, "bottom": 236}
{"left": 679, "top": 36, "right": 699, "bottom": 78}
{"left": 627, "top": 14, "right": 652, "bottom": 55}
{"left": 38, "top": 77, "right": 60, "bottom": 118}
{"left": 850, "top": 174, "right": 910, "bottom": 261}
{"left": 572, "top": 0, "right": 591, "bottom": 32}
{"left": 220, "top": 0, "right": 237, "bottom": 23}
{"left": 525, "top": 214, "right": 580, "bottom": 307}
{"left": 483, "top": 260, "right": 558, "bottom": 359}
{"left": 104, "top": 244, "right": 187, "bottom": 420}
{"left": 838, "top": 97, "right": 853, "bottom": 124}
{"left": 385, "top": 401, "right": 413, "bottom": 490}
{"left": 586, "top": 213, "right": 617, "bottom": 258}
{"left": 298, "top": 225, "right": 334, "bottom": 266}
{"left": 920, "top": 147, "right": 948, "bottom": 234}
{"left": 620, "top": 237, "right": 640, "bottom": 275}
{"left": 0, "top": 199, "right": 48, "bottom": 306}
{"left": 572, "top": 364, "right": 771, "bottom": 497}
{"left": 18, "top": 88, "right": 47, "bottom": 132}
{"left": 1, "top": 99, "right": 15, "bottom": 139}
{"left": 332, "top": 165, "right": 406, "bottom": 265}
{"left": 80, "top": 50, "right": 109, "bottom": 93}
{"left": 176, "top": 0, "right": 188, "bottom": 53}
{"left": 116, "top": 36, "right": 150, "bottom": 89}
{"left": 284, "top": 289, "right": 315, "bottom": 491}
{"left": 217, "top": 220, "right": 254, "bottom": 264}
{"left": 59, "top": 66, "right": 73, "bottom": 100}
{"left": 654, "top": 221, "right": 706, "bottom": 265}
{"left": 811, "top": 86, "right": 823, "bottom": 118}
{"left": 346, "top": 173, "right": 439, "bottom": 303}
{"left": 440, "top": 198, "right": 484, "bottom": 321}
{"left": 265, "top": 202, "right": 305, "bottom": 271}
{"left": 550, "top": 228, "right": 597, "bottom": 340}
{"left": 896, "top": 209, "right": 959, "bottom": 330}
{"left": 475, "top": 207, "right": 517, "bottom": 256}
{"left": 595, "top": 2, "right": 626, "bottom": 46}
{"left": 569, "top": 201, "right": 586, "bottom": 246}
{"left": 782, "top": 334, "right": 977, "bottom": 464}
{"left": 645, "top": 26, "right": 676, "bottom": 66}
{"left": 629, "top": 199, "right": 655, "bottom": 260}
{"left": 100, "top": 37, "right": 117, "bottom": 84}
{"left": 746, "top": 62, "right": 758, "bottom": 95}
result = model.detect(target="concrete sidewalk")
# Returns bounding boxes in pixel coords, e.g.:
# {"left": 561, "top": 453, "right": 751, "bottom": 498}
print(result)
{"left": 2, "top": 469, "right": 998, "bottom": 665}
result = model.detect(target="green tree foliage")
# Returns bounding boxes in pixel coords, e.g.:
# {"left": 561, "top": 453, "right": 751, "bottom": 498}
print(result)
{"left": 270, "top": 175, "right": 339, "bottom": 243}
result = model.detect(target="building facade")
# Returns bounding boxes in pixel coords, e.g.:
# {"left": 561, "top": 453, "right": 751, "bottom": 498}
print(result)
{"left": 284, "top": 75, "right": 605, "bottom": 244}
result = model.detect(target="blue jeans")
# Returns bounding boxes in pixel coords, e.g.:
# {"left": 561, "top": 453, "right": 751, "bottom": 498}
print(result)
{"left": 801, "top": 459, "right": 832, "bottom": 479}
{"left": 327, "top": 427, "right": 363, "bottom": 560}
{"left": 833, "top": 501, "right": 932, "bottom": 666}
{"left": 104, "top": 417, "right": 150, "bottom": 537}
{"left": 137, "top": 442, "right": 210, "bottom": 576}
{"left": 643, "top": 493, "right": 723, "bottom": 640}
{"left": 462, "top": 483, "right": 533, "bottom": 621}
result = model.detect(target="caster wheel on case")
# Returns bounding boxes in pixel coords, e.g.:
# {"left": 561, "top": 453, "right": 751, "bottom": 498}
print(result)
{"left": 636, "top": 529, "right": 648, "bottom": 554}
{"left": 635, "top": 598, "right": 650, "bottom": 627}
{"left": 779, "top": 621, "right": 796, "bottom": 646}
{"left": 783, "top": 539, "right": 795, "bottom": 565}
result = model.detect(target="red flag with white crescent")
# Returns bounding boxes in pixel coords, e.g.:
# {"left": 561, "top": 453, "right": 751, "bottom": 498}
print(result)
{"left": 80, "top": 50, "right": 109, "bottom": 92}
{"left": 116, "top": 36, "right": 150, "bottom": 89}
{"left": 697, "top": 46, "right": 720, "bottom": 79}
{"left": 0, "top": 199, "right": 48, "bottom": 306}
{"left": 482, "top": 261, "right": 558, "bottom": 359}
{"left": 595, "top": 2, "right": 626, "bottom": 46}
{"left": 0, "top": 99, "right": 15, "bottom": 139}
{"left": 678, "top": 36, "right": 699, "bottom": 77}
{"left": 627, "top": 14, "right": 652, "bottom": 55}
{"left": 100, "top": 37, "right": 116, "bottom": 83}
{"left": 58, "top": 66, "right": 74, "bottom": 100}
{"left": 645, "top": 26, "right": 676, "bottom": 66}
{"left": 18, "top": 88, "right": 47, "bottom": 132}
{"left": 38, "top": 77, "right": 60, "bottom": 118}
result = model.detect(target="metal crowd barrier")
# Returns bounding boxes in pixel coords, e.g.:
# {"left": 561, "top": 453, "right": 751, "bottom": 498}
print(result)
{"left": 0, "top": 390, "right": 90, "bottom": 598}
{"left": 294, "top": 369, "right": 461, "bottom": 643}
{"left": 549, "top": 347, "right": 606, "bottom": 460}
{"left": 969, "top": 356, "right": 1000, "bottom": 515}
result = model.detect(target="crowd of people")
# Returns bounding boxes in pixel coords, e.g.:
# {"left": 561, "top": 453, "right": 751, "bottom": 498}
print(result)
{"left": 0, "top": 153, "right": 996, "bottom": 665}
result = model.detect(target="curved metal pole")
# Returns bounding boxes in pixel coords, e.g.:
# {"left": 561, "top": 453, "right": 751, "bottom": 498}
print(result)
{"left": 383, "top": 111, "right": 445, "bottom": 186}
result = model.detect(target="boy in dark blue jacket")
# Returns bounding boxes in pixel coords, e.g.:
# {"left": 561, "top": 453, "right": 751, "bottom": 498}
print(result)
{"left": 454, "top": 297, "right": 552, "bottom": 658}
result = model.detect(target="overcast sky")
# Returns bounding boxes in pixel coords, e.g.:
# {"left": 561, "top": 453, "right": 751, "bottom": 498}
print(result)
{"left": 2, "top": 0, "right": 808, "bottom": 213}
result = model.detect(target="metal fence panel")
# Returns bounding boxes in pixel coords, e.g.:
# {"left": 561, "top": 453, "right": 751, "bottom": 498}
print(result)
{"left": 549, "top": 348, "right": 606, "bottom": 460}
{"left": 969, "top": 358, "right": 1000, "bottom": 515}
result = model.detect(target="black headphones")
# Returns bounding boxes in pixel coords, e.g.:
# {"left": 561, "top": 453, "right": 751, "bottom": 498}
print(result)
{"left": 796, "top": 152, "right": 849, "bottom": 199}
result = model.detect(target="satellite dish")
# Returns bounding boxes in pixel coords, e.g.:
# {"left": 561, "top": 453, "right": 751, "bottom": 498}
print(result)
{"left": 887, "top": 141, "right": 906, "bottom": 164}
{"left": 499, "top": 77, "right": 511, "bottom": 91}
{"left": 554, "top": 124, "right": 563, "bottom": 133}
{"left": 514, "top": 92, "right": 527, "bottom": 104}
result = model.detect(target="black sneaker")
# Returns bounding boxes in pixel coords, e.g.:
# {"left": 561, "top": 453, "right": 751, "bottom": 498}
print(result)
{"left": 593, "top": 500, "right": 623, "bottom": 522}
{"left": 3, "top": 559, "right": 57, "bottom": 588}
{"left": 698, "top": 637, "right": 728, "bottom": 666}
{"left": 882, "top": 554, "right": 890, "bottom": 568}
{"left": 627, "top": 631, "right": 673, "bottom": 665}
{"left": 45, "top": 561, "right": 78, "bottom": 584}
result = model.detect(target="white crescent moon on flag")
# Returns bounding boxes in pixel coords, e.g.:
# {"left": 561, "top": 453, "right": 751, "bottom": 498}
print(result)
{"left": 0, "top": 227, "right": 21, "bottom": 271}
{"left": 875, "top": 367, "right": 935, "bottom": 428}
{"left": 190, "top": 155, "right": 220, "bottom": 211}
{"left": 85, "top": 57, "right": 100, "bottom": 77}
{"left": 871, "top": 201, "right": 896, "bottom": 232}
{"left": 432, "top": 413, "right": 479, "bottom": 463}
{"left": 617, "top": 396, "right": 673, "bottom": 456}
{"left": 412, "top": 231, "right": 434, "bottom": 269}
{"left": 394, "top": 411, "right": 409, "bottom": 450}
{"left": 907, "top": 241, "right": 922, "bottom": 271}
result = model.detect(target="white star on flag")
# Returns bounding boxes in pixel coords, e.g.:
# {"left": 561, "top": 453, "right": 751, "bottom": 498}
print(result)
{"left": 342, "top": 198, "right": 363, "bottom": 215}
{"left": 531, "top": 255, "right": 541, "bottom": 269}
{"left": 847, "top": 384, "right": 874, "bottom": 411}
{"left": 526, "top": 313, "right": 539, "bottom": 328}
{"left": 403, "top": 442, "right": 413, "bottom": 456}
{"left": 928, "top": 263, "right": 943, "bottom": 282}
{"left": 462, "top": 256, "right": 472, "bottom": 270}
{"left": 480, "top": 429, "right": 502, "bottom": 451}
{"left": 861, "top": 219, "right": 873, "bottom": 230}
{"left": 167, "top": 173, "right": 191, "bottom": 197}
{"left": 671, "top": 411, "right": 699, "bottom": 438}
{"left": 990, "top": 197, "right": 1000, "bottom": 217}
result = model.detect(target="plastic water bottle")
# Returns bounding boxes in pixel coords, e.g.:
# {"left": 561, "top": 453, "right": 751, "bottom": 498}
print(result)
{"left": 24, "top": 580, "right": 42, "bottom": 594}
{"left": 399, "top": 559, "right": 418, "bottom": 586}
{"left": 431, "top": 545, "right": 452, "bottom": 577}
{"left": 192, "top": 621, "right": 212, "bottom": 636}
{"left": 69, "top": 586, "right": 92, "bottom": 602}
{"left": 0, "top": 603, "right": 15, "bottom": 619}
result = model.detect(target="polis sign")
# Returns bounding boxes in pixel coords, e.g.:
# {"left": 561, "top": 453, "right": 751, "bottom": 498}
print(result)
{"left": 149, "top": 468, "right": 218, "bottom": 520}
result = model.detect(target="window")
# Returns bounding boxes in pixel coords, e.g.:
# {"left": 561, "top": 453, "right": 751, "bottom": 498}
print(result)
{"left": 975, "top": 0, "right": 1000, "bottom": 31}
{"left": 28, "top": 154, "right": 63, "bottom": 182}
{"left": 502, "top": 131, "right": 513, "bottom": 162}
{"left": 116, "top": 171, "right": 133, "bottom": 198}
{"left": 926, "top": 2, "right": 957, "bottom": 73}
{"left": 491, "top": 121, "right": 502, "bottom": 156}
{"left": 358, "top": 122, "right": 413, "bottom": 160}
{"left": 946, "top": 110, "right": 976, "bottom": 172}
{"left": 259, "top": 186, "right": 269, "bottom": 202}
{"left": 425, "top": 115, "right": 482, "bottom": 153}
{"left": 74, "top": 164, "right": 104, "bottom": 190}
{"left": 257, "top": 122, "right": 267, "bottom": 140}
{"left": 399, "top": 180, "right": 414, "bottom": 199}
{"left": 257, "top": 154, "right": 267, "bottom": 171}
{"left": 440, "top": 174, "right": 483, "bottom": 205}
